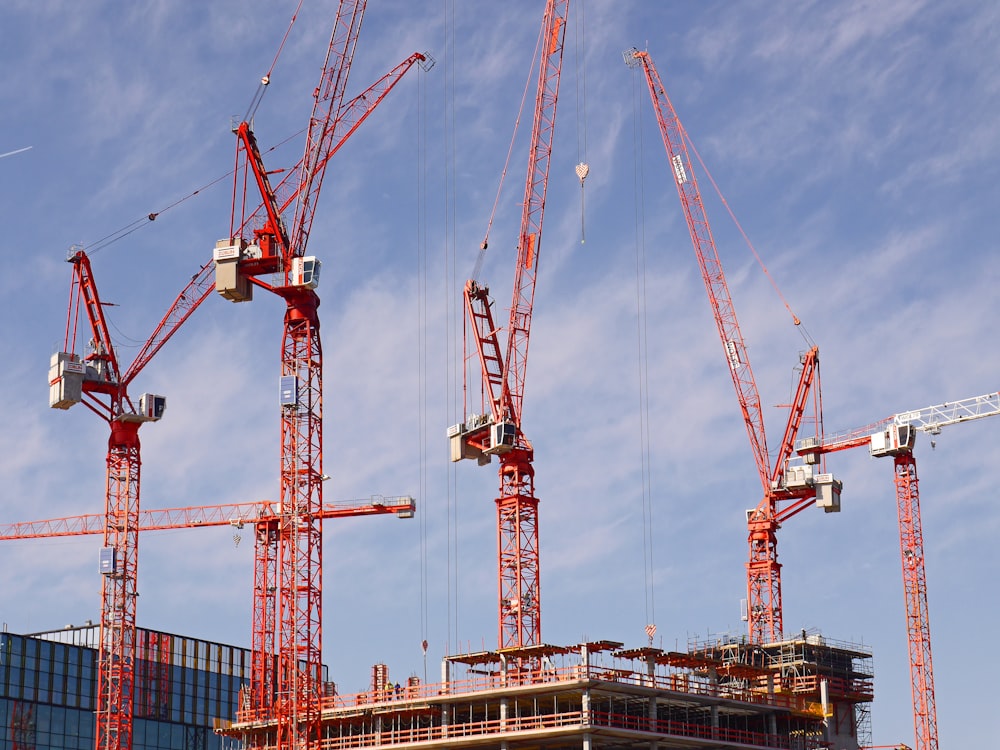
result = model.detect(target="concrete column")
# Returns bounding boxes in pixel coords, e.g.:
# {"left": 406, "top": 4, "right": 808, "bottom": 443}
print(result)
{"left": 440, "top": 658, "right": 451, "bottom": 739}
{"left": 441, "top": 659, "right": 451, "bottom": 692}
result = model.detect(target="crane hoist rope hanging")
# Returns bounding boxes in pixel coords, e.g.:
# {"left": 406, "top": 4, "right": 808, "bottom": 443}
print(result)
{"left": 474, "top": 10, "right": 548, "bottom": 282}
{"left": 573, "top": 0, "right": 589, "bottom": 244}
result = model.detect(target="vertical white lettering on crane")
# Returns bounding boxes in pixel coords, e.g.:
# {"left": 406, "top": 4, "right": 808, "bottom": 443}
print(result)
{"left": 671, "top": 154, "right": 688, "bottom": 185}
{"left": 725, "top": 340, "right": 741, "bottom": 370}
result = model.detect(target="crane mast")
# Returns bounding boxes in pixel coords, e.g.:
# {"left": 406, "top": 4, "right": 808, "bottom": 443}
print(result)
{"left": 797, "top": 390, "right": 999, "bottom": 750}
{"left": 625, "top": 48, "right": 839, "bottom": 644}
{"left": 449, "top": 0, "right": 569, "bottom": 652}
{"left": 214, "top": 2, "right": 430, "bottom": 743}
{"left": 48, "top": 249, "right": 215, "bottom": 750}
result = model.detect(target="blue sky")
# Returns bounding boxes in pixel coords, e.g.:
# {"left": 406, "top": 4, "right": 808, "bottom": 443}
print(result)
{"left": 2, "top": 1, "right": 998, "bottom": 746}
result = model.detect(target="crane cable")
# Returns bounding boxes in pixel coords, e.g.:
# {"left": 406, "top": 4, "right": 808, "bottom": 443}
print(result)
{"left": 630, "top": 60, "right": 656, "bottom": 642}
{"left": 680, "top": 125, "right": 816, "bottom": 349}
{"left": 415, "top": 44, "right": 431, "bottom": 682}
{"left": 573, "top": 0, "right": 589, "bottom": 244}
{"left": 444, "top": 0, "right": 460, "bottom": 654}
{"left": 243, "top": 0, "right": 305, "bottom": 123}
{"left": 84, "top": 2, "right": 307, "bottom": 257}
{"left": 82, "top": 128, "right": 304, "bottom": 258}
{"left": 472, "top": 14, "right": 546, "bottom": 282}
{"left": 83, "top": 171, "right": 233, "bottom": 256}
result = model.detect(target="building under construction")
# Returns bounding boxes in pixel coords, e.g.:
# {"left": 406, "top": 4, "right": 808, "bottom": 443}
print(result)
{"left": 1, "top": 624, "right": 872, "bottom": 749}
{"left": 223, "top": 634, "right": 873, "bottom": 750}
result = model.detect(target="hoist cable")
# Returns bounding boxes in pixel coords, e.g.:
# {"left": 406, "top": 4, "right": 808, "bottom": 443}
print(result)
{"left": 473, "top": 17, "right": 545, "bottom": 282}
{"left": 243, "top": 0, "right": 305, "bottom": 123}
{"left": 630, "top": 62, "right": 656, "bottom": 635}
{"left": 681, "top": 126, "right": 815, "bottom": 347}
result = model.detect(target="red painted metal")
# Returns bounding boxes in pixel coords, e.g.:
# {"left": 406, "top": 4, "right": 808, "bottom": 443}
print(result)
{"left": 1, "top": 492, "right": 412, "bottom": 746}
{"left": 628, "top": 49, "right": 824, "bottom": 644}
{"left": 0, "top": 496, "right": 416, "bottom": 540}
{"left": 55, "top": 250, "right": 216, "bottom": 750}
{"left": 893, "top": 455, "right": 937, "bottom": 750}
{"left": 224, "top": 3, "right": 430, "bottom": 743}
{"left": 461, "top": 0, "right": 569, "bottom": 651}
{"left": 796, "top": 391, "right": 1000, "bottom": 750}
{"left": 10, "top": 701, "right": 35, "bottom": 750}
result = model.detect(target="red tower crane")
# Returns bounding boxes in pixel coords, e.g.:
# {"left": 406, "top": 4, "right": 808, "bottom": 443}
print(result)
{"left": 625, "top": 48, "right": 842, "bottom": 644}
{"left": 797, "top": 390, "right": 1000, "bottom": 750}
{"left": 447, "top": 0, "right": 570, "bottom": 651}
{"left": 213, "top": 2, "right": 430, "bottom": 743}
{"left": 48, "top": 248, "right": 215, "bottom": 750}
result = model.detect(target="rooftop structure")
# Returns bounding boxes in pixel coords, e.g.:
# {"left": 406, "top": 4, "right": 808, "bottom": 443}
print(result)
{"left": 0, "top": 623, "right": 255, "bottom": 749}
{"left": 223, "top": 634, "right": 872, "bottom": 750}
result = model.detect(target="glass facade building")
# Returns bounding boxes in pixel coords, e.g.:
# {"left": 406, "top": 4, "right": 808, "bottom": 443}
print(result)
{"left": 0, "top": 623, "right": 249, "bottom": 749}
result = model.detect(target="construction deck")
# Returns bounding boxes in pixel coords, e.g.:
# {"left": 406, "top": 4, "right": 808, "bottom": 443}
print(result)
{"left": 223, "top": 636, "right": 872, "bottom": 750}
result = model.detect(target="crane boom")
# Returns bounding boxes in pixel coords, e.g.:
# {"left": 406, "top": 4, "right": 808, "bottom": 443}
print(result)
{"left": 289, "top": 0, "right": 365, "bottom": 264}
{"left": 624, "top": 50, "right": 769, "bottom": 489}
{"left": 123, "top": 261, "right": 215, "bottom": 386}
{"left": 0, "top": 496, "right": 416, "bottom": 540}
{"left": 799, "top": 391, "right": 1000, "bottom": 456}
{"left": 503, "top": 4, "right": 567, "bottom": 428}
{"left": 626, "top": 48, "right": 836, "bottom": 644}
{"left": 232, "top": 51, "right": 433, "bottom": 281}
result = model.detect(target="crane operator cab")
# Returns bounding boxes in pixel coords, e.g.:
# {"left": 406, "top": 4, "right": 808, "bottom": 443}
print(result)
{"left": 870, "top": 422, "right": 917, "bottom": 457}
{"left": 291, "top": 256, "right": 321, "bottom": 290}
